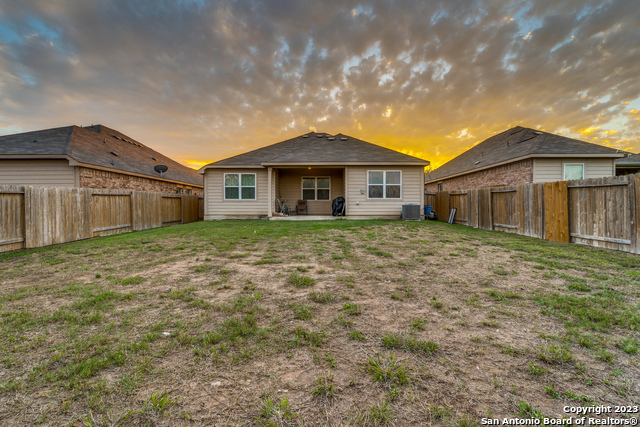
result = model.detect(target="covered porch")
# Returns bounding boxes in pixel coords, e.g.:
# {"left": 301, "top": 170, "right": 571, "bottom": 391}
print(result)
{"left": 267, "top": 166, "right": 346, "bottom": 218}
{"left": 270, "top": 215, "right": 344, "bottom": 221}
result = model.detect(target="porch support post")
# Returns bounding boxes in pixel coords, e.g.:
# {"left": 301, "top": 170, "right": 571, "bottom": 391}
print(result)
{"left": 420, "top": 167, "right": 425, "bottom": 215}
{"left": 267, "top": 167, "right": 273, "bottom": 218}
{"left": 344, "top": 166, "right": 348, "bottom": 217}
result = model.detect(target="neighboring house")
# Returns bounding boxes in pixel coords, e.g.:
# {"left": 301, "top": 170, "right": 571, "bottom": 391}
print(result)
{"left": 425, "top": 126, "right": 626, "bottom": 192}
{"left": 615, "top": 153, "right": 640, "bottom": 176}
{"left": 198, "top": 132, "right": 430, "bottom": 219}
{"left": 0, "top": 124, "right": 203, "bottom": 194}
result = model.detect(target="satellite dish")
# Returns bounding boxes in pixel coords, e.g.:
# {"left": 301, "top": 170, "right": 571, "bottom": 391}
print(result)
{"left": 154, "top": 165, "right": 168, "bottom": 177}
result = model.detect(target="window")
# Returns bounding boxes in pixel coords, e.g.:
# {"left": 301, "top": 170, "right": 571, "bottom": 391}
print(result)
{"left": 302, "top": 177, "right": 330, "bottom": 200}
{"left": 438, "top": 183, "right": 443, "bottom": 192}
{"left": 368, "top": 171, "right": 401, "bottom": 199}
{"left": 564, "top": 163, "right": 584, "bottom": 180}
{"left": 225, "top": 173, "right": 256, "bottom": 200}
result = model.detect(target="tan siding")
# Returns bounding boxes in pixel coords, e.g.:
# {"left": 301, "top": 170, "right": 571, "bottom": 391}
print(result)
{"left": 278, "top": 168, "right": 344, "bottom": 215}
{"left": 534, "top": 158, "right": 615, "bottom": 183}
{"left": 0, "top": 160, "right": 75, "bottom": 186}
{"left": 533, "top": 158, "right": 562, "bottom": 182}
{"left": 583, "top": 159, "right": 615, "bottom": 178}
{"left": 204, "top": 168, "right": 268, "bottom": 217}
{"left": 346, "top": 166, "right": 423, "bottom": 217}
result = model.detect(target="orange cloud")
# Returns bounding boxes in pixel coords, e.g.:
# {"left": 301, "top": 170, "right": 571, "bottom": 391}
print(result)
{"left": 579, "top": 126, "right": 600, "bottom": 135}
{"left": 183, "top": 160, "right": 207, "bottom": 170}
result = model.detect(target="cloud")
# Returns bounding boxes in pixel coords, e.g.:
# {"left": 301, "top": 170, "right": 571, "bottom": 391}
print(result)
{"left": 0, "top": 0, "right": 639, "bottom": 167}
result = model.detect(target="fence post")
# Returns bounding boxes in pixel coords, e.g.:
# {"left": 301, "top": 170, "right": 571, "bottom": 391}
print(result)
{"left": 436, "top": 191, "right": 449, "bottom": 222}
{"left": 544, "top": 181, "right": 570, "bottom": 243}
{"left": 537, "top": 183, "right": 545, "bottom": 239}
{"left": 130, "top": 192, "right": 134, "bottom": 231}
{"left": 489, "top": 188, "right": 494, "bottom": 230}
{"left": 467, "top": 191, "right": 473, "bottom": 228}
{"left": 131, "top": 191, "right": 139, "bottom": 231}
{"left": 630, "top": 174, "right": 640, "bottom": 253}
{"left": 0, "top": 186, "right": 27, "bottom": 253}
{"left": 23, "top": 186, "right": 32, "bottom": 248}
{"left": 180, "top": 194, "right": 185, "bottom": 224}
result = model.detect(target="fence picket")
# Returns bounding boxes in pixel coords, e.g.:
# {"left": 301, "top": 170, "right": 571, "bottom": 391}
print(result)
{"left": 428, "top": 174, "right": 637, "bottom": 253}
{"left": 1, "top": 186, "right": 203, "bottom": 253}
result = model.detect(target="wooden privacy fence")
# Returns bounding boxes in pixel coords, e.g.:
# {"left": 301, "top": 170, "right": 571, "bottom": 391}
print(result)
{"left": 0, "top": 186, "right": 203, "bottom": 253}
{"left": 430, "top": 174, "right": 640, "bottom": 254}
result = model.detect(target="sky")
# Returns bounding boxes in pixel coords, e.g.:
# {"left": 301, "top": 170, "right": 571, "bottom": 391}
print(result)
{"left": 0, "top": 0, "right": 639, "bottom": 170}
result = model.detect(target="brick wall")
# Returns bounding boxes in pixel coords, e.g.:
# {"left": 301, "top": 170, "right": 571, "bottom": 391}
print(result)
{"left": 79, "top": 167, "right": 203, "bottom": 195}
{"left": 425, "top": 159, "right": 533, "bottom": 192}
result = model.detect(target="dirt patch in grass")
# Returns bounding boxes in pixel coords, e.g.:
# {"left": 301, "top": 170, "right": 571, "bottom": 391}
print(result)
{"left": 0, "top": 220, "right": 639, "bottom": 425}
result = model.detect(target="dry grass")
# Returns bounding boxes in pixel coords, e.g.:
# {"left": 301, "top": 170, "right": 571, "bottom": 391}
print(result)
{"left": 0, "top": 219, "right": 639, "bottom": 426}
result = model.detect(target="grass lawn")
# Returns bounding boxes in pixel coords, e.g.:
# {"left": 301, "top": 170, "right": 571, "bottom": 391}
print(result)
{"left": 0, "top": 219, "right": 639, "bottom": 426}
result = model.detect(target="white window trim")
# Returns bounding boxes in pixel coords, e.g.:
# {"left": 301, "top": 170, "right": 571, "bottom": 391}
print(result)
{"left": 301, "top": 176, "right": 331, "bottom": 201}
{"left": 367, "top": 170, "right": 402, "bottom": 199}
{"left": 563, "top": 163, "right": 584, "bottom": 181}
{"left": 224, "top": 173, "right": 257, "bottom": 200}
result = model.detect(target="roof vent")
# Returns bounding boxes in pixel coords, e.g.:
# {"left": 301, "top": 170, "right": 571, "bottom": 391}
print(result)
{"left": 316, "top": 134, "right": 323, "bottom": 138}
{"left": 302, "top": 135, "right": 309, "bottom": 138}
{"left": 534, "top": 131, "right": 543, "bottom": 135}
{"left": 340, "top": 137, "right": 347, "bottom": 141}
{"left": 328, "top": 137, "right": 335, "bottom": 140}
{"left": 474, "top": 161, "right": 480, "bottom": 165}
{"left": 111, "top": 151, "right": 118, "bottom": 157}
{"left": 31, "top": 139, "right": 38, "bottom": 143}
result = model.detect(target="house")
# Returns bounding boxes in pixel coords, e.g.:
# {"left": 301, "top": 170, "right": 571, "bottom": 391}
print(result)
{"left": 425, "top": 126, "right": 626, "bottom": 192}
{"left": 198, "top": 132, "right": 430, "bottom": 219}
{"left": 0, "top": 124, "right": 203, "bottom": 194}
{"left": 615, "top": 153, "right": 640, "bottom": 176}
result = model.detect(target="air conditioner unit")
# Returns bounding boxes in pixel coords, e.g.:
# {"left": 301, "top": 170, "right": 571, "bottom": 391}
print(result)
{"left": 401, "top": 204, "right": 421, "bottom": 220}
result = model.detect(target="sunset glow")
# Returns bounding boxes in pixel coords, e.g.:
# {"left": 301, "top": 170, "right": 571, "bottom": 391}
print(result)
{"left": 0, "top": 1, "right": 639, "bottom": 169}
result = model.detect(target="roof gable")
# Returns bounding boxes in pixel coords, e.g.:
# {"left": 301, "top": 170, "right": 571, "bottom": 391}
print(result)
{"left": 203, "top": 132, "right": 429, "bottom": 168}
{"left": 426, "top": 126, "right": 625, "bottom": 182}
{"left": 0, "top": 125, "right": 203, "bottom": 187}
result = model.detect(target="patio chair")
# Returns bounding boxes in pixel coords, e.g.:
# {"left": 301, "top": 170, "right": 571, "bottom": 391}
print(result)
{"left": 296, "top": 199, "right": 308, "bottom": 215}
{"left": 332, "top": 196, "right": 345, "bottom": 216}
{"left": 276, "top": 199, "right": 289, "bottom": 215}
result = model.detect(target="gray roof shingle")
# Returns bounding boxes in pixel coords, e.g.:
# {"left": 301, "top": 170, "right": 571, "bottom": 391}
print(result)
{"left": 204, "top": 132, "right": 429, "bottom": 167}
{"left": 426, "top": 126, "right": 625, "bottom": 182}
{"left": 0, "top": 125, "right": 203, "bottom": 187}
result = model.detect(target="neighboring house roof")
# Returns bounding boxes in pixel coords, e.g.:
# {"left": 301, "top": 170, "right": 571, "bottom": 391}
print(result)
{"left": 0, "top": 124, "right": 203, "bottom": 187}
{"left": 199, "top": 132, "right": 429, "bottom": 172}
{"left": 616, "top": 152, "right": 640, "bottom": 167}
{"left": 425, "top": 126, "right": 626, "bottom": 183}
